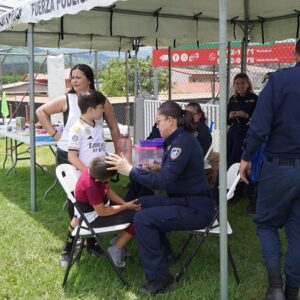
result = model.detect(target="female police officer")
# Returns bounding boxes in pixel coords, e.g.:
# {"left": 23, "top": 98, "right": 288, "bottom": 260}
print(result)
{"left": 105, "top": 101, "right": 214, "bottom": 295}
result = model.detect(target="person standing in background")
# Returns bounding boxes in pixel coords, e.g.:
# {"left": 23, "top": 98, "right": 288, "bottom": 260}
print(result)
{"left": 240, "top": 40, "right": 300, "bottom": 300}
{"left": 227, "top": 73, "right": 258, "bottom": 168}
{"left": 36, "top": 64, "right": 120, "bottom": 164}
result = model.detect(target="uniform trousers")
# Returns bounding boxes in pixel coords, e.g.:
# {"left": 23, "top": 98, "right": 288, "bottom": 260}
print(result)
{"left": 134, "top": 194, "right": 214, "bottom": 281}
{"left": 255, "top": 160, "right": 300, "bottom": 287}
{"left": 227, "top": 125, "right": 248, "bottom": 168}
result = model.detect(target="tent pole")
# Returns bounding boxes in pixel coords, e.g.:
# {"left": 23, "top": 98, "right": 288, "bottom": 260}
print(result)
{"left": 134, "top": 41, "right": 138, "bottom": 98}
{"left": 219, "top": 0, "right": 228, "bottom": 299}
{"left": 226, "top": 42, "right": 231, "bottom": 101}
{"left": 94, "top": 50, "right": 99, "bottom": 89}
{"left": 153, "top": 67, "right": 158, "bottom": 99}
{"left": 125, "top": 51, "right": 130, "bottom": 134}
{"left": 133, "top": 40, "right": 139, "bottom": 144}
{"left": 241, "top": 0, "right": 249, "bottom": 72}
{"left": 168, "top": 46, "right": 172, "bottom": 100}
{"left": 69, "top": 53, "right": 72, "bottom": 68}
{"left": 28, "top": 23, "right": 37, "bottom": 212}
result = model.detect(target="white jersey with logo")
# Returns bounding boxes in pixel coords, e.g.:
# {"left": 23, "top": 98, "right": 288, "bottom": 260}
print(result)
{"left": 68, "top": 118, "right": 106, "bottom": 167}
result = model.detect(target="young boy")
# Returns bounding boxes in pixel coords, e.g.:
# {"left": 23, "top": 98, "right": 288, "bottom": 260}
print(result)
{"left": 75, "top": 156, "right": 140, "bottom": 267}
{"left": 60, "top": 90, "right": 107, "bottom": 266}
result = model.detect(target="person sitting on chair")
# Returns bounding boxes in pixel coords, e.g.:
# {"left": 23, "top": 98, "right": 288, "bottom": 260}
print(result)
{"left": 105, "top": 101, "right": 214, "bottom": 295}
{"left": 186, "top": 101, "right": 212, "bottom": 157}
{"left": 74, "top": 156, "right": 140, "bottom": 268}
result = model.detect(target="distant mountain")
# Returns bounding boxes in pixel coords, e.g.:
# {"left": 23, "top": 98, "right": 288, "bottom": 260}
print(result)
{"left": 0, "top": 45, "right": 152, "bottom": 64}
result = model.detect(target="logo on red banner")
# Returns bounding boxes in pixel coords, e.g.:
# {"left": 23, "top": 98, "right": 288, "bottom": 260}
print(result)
{"left": 152, "top": 43, "right": 295, "bottom": 67}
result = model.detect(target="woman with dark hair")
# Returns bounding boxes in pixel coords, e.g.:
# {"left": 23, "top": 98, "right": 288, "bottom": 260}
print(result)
{"left": 227, "top": 72, "right": 258, "bottom": 167}
{"left": 36, "top": 64, "right": 121, "bottom": 265}
{"left": 106, "top": 100, "right": 214, "bottom": 295}
{"left": 36, "top": 64, "right": 120, "bottom": 164}
{"left": 186, "top": 101, "right": 212, "bottom": 156}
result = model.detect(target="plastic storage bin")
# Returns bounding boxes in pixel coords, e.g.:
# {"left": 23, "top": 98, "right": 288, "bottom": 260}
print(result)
{"left": 133, "top": 138, "right": 164, "bottom": 167}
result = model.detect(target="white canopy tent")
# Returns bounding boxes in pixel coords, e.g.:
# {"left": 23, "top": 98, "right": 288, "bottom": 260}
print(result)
{"left": 0, "top": 0, "right": 300, "bottom": 49}
{"left": 0, "top": 1, "right": 299, "bottom": 299}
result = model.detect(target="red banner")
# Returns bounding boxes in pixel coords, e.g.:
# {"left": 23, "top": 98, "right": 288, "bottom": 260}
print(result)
{"left": 152, "top": 43, "right": 295, "bottom": 67}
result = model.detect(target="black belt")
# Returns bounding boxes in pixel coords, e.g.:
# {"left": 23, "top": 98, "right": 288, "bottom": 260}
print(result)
{"left": 266, "top": 157, "right": 300, "bottom": 166}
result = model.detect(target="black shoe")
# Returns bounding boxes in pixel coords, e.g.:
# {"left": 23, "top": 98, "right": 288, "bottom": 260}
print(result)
{"left": 285, "top": 285, "right": 299, "bottom": 300}
{"left": 138, "top": 275, "right": 176, "bottom": 295}
{"left": 265, "top": 287, "right": 285, "bottom": 300}
{"left": 87, "top": 243, "right": 104, "bottom": 257}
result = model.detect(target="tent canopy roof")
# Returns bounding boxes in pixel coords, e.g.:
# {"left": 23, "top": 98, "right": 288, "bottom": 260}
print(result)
{"left": 0, "top": 0, "right": 299, "bottom": 50}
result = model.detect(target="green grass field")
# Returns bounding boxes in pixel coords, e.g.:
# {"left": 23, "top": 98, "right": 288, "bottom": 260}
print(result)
{"left": 0, "top": 139, "right": 281, "bottom": 300}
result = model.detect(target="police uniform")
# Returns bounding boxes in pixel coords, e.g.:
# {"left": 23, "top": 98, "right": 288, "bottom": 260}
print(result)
{"left": 129, "top": 127, "right": 214, "bottom": 282}
{"left": 242, "top": 62, "right": 300, "bottom": 293}
{"left": 194, "top": 120, "right": 212, "bottom": 156}
{"left": 227, "top": 91, "right": 258, "bottom": 167}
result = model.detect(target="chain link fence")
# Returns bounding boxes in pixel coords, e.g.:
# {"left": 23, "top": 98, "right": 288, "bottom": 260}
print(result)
{"left": 0, "top": 41, "right": 296, "bottom": 141}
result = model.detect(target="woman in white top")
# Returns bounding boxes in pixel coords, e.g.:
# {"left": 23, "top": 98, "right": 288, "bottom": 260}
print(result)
{"left": 36, "top": 64, "right": 120, "bottom": 164}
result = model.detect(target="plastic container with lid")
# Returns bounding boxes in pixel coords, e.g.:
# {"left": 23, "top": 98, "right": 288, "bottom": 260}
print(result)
{"left": 133, "top": 138, "right": 165, "bottom": 167}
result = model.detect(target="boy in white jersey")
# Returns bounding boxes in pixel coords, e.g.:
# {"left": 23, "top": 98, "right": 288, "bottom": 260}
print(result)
{"left": 68, "top": 91, "right": 106, "bottom": 170}
{"left": 60, "top": 90, "right": 107, "bottom": 266}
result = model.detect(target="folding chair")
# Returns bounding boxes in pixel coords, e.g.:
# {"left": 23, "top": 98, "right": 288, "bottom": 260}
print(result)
{"left": 56, "top": 164, "right": 131, "bottom": 287}
{"left": 175, "top": 163, "right": 241, "bottom": 284}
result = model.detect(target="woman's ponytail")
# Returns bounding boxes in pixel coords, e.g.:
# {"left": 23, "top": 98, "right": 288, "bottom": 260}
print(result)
{"left": 158, "top": 101, "right": 196, "bottom": 132}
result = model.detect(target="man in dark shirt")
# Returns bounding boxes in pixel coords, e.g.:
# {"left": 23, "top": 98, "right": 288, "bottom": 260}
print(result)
{"left": 240, "top": 40, "right": 300, "bottom": 300}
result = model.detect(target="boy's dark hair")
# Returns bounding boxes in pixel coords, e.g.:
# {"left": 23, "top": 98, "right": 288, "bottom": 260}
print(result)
{"left": 186, "top": 101, "right": 207, "bottom": 122}
{"left": 69, "top": 64, "right": 95, "bottom": 93}
{"left": 89, "top": 156, "right": 117, "bottom": 180}
{"left": 78, "top": 90, "right": 106, "bottom": 114}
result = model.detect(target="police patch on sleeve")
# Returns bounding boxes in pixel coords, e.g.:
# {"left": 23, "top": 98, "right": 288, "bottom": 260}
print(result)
{"left": 170, "top": 147, "right": 182, "bottom": 160}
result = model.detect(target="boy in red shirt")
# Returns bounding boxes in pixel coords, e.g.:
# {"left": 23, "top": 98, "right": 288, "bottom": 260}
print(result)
{"left": 75, "top": 156, "right": 140, "bottom": 267}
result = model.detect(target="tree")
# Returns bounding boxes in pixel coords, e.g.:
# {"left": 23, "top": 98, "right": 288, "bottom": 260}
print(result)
{"left": 100, "top": 57, "right": 168, "bottom": 97}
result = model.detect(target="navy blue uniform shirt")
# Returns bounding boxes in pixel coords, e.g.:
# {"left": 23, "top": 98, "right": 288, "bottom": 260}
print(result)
{"left": 194, "top": 120, "right": 212, "bottom": 156}
{"left": 242, "top": 62, "right": 300, "bottom": 161}
{"left": 129, "top": 127, "right": 211, "bottom": 197}
{"left": 227, "top": 91, "right": 258, "bottom": 126}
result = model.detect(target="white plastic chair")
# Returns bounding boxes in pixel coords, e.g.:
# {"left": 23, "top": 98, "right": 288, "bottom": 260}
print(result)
{"left": 175, "top": 163, "right": 241, "bottom": 284}
{"left": 56, "top": 164, "right": 130, "bottom": 287}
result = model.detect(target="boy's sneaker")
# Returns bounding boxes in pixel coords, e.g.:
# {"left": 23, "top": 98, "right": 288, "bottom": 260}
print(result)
{"left": 109, "top": 237, "right": 132, "bottom": 258}
{"left": 109, "top": 236, "right": 118, "bottom": 246}
{"left": 59, "top": 251, "right": 70, "bottom": 267}
{"left": 108, "top": 245, "right": 126, "bottom": 268}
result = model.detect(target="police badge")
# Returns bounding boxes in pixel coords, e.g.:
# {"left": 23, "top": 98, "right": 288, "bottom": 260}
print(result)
{"left": 170, "top": 147, "right": 182, "bottom": 160}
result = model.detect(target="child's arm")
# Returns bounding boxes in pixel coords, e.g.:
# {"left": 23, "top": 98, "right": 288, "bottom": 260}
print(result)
{"left": 93, "top": 199, "right": 140, "bottom": 217}
{"left": 107, "top": 188, "right": 126, "bottom": 205}
{"left": 68, "top": 150, "right": 85, "bottom": 172}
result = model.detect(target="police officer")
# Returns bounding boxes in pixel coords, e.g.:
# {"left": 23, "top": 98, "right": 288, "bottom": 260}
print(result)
{"left": 106, "top": 100, "right": 214, "bottom": 294}
{"left": 186, "top": 101, "right": 212, "bottom": 157}
{"left": 227, "top": 73, "right": 258, "bottom": 168}
{"left": 240, "top": 41, "right": 300, "bottom": 300}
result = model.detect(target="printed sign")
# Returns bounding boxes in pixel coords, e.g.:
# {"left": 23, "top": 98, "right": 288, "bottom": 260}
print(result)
{"left": 152, "top": 43, "right": 295, "bottom": 67}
